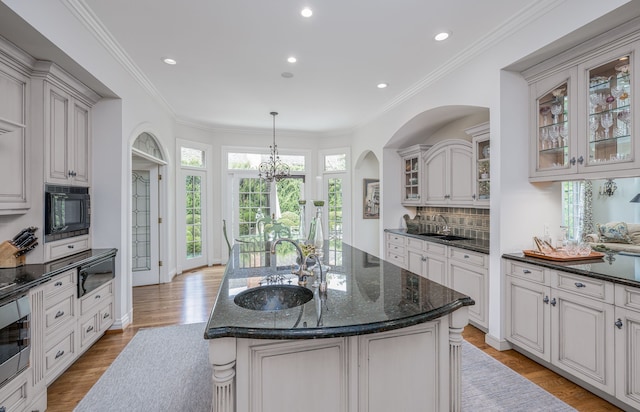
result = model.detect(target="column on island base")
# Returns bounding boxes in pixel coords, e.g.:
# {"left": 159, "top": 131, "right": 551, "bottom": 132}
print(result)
{"left": 449, "top": 307, "right": 469, "bottom": 412}
{"left": 209, "top": 337, "right": 237, "bottom": 412}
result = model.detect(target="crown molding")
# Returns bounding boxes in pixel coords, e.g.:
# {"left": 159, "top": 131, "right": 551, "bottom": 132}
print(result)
{"left": 62, "top": 0, "right": 176, "bottom": 115}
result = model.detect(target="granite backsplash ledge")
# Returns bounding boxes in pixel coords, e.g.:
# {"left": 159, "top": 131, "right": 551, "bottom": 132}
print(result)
{"left": 405, "top": 207, "right": 490, "bottom": 241}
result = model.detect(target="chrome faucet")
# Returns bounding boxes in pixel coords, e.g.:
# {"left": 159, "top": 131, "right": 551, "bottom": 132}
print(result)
{"left": 307, "top": 253, "right": 326, "bottom": 292}
{"left": 270, "top": 238, "right": 312, "bottom": 286}
{"left": 433, "top": 214, "right": 451, "bottom": 235}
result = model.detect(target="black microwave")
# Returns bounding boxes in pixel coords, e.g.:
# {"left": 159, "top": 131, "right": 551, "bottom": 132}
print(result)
{"left": 44, "top": 185, "right": 91, "bottom": 242}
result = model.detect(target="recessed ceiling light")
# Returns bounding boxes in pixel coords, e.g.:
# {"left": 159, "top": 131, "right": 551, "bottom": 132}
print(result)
{"left": 301, "top": 7, "right": 313, "bottom": 18}
{"left": 434, "top": 32, "right": 450, "bottom": 41}
{"left": 377, "top": 83, "right": 388, "bottom": 89}
{"left": 287, "top": 56, "right": 297, "bottom": 63}
{"left": 163, "top": 57, "right": 177, "bottom": 65}
{"left": 281, "top": 72, "right": 294, "bottom": 78}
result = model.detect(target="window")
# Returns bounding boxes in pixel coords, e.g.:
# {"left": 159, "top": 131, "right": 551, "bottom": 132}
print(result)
{"left": 181, "top": 147, "right": 205, "bottom": 168}
{"left": 228, "top": 152, "right": 305, "bottom": 171}
{"left": 324, "top": 154, "right": 346, "bottom": 172}
{"left": 327, "top": 177, "right": 344, "bottom": 266}
{"left": 185, "top": 174, "right": 203, "bottom": 258}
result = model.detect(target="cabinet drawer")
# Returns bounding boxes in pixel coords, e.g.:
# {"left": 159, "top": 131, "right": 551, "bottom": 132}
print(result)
{"left": 80, "top": 314, "right": 98, "bottom": 348}
{"left": 449, "top": 247, "right": 486, "bottom": 267}
{"left": 425, "top": 241, "right": 446, "bottom": 255}
{"left": 506, "top": 260, "right": 546, "bottom": 283}
{"left": 386, "top": 250, "right": 406, "bottom": 267}
{"left": 45, "top": 235, "right": 90, "bottom": 261}
{"left": 615, "top": 284, "right": 640, "bottom": 311}
{"left": 44, "top": 294, "right": 75, "bottom": 333}
{"left": 80, "top": 281, "right": 113, "bottom": 316}
{"left": 553, "top": 271, "right": 613, "bottom": 303}
{"left": 406, "top": 237, "right": 424, "bottom": 251}
{"left": 0, "top": 369, "right": 27, "bottom": 412}
{"left": 45, "top": 330, "right": 75, "bottom": 377}
{"left": 44, "top": 269, "right": 76, "bottom": 299}
{"left": 386, "top": 234, "right": 406, "bottom": 246}
{"left": 99, "top": 301, "right": 114, "bottom": 331}
{"left": 386, "top": 242, "right": 405, "bottom": 255}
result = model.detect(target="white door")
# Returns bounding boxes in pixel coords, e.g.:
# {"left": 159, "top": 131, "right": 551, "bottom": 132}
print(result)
{"left": 131, "top": 162, "right": 161, "bottom": 286}
{"left": 179, "top": 169, "right": 208, "bottom": 270}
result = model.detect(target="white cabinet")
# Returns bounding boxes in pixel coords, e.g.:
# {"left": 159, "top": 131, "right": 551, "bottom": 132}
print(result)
{"left": 397, "top": 145, "right": 430, "bottom": 205}
{"left": 448, "top": 247, "right": 488, "bottom": 329}
{"left": 32, "top": 61, "right": 99, "bottom": 187}
{"left": 423, "top": 140, "right": 473, "bottom": 206}
{"left": 526, "top": 31, "right": 640, "bottom": 181}
{"left": 614, "top": 284, "right": 640, "bottom": 410}
{"left": 406, "top": 237, "right": 447, "bottom": 285}
{"left": 466, "top": 122, "right": 490, "bottom": 207}
{"left": 79, "top": 280, "right": 114, "bottom": 349}
{"left": 0, "top": 42, "right": 31, "bottom": 214}
{"left": 505, "top": 259, "right": 616, "bottom": 398}
{"left": 385, "top": 232, "right": 406, "bottom": 269}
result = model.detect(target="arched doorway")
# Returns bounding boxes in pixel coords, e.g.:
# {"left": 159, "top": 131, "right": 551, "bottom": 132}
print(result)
{"left": 131, "top": 132, "right": 167, "bottom": 286}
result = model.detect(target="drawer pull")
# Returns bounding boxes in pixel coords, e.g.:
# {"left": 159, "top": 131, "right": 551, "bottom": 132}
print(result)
{"left": 574, "top": 282, "right": 586, "bottom": 288}
{"left": 543, "top": 296, "right": 549, "bottom": 304}
{"left": 103, "top": 313, "right": 110, "bottom": 319}
{"left": 95, "top": 295, "right": 101, "bottom": 299}
{"left": 463, "top": 254, "right": 470, "bottom": 259}
{"left": 68, "top": 245, "right": 75, "bottom": 249}
{"left": 55, "top": 281, "right": 63, "bottom": 287}
{"left": 55, "top": 310, "right": 64, "bottom": 319}
{"left": 522, "top": 269, "right": 531, "bottom": 274}
{"left": 615, "top": 318, "right": 623, "bottom": 329}
{"left": 550, "top": 298, "right": 557, "bottom": 307}
{"left": 421, "top": 256, "right": 427, "bottom": 262}
{"left": 86, "top": 325, "right": 94, "bottom": 333}
{"left": 55, "top": 350, "right": 65, "bottom": 359}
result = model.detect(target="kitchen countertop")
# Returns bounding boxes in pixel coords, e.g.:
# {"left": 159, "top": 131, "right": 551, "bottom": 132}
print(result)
{"left": 0, "top": 248, "right": 117, "bottom": 305}
{"left": 205, "top": 242, "right": 474, "bottom": 340}
{"left": 503, "top": 251, "right": 640, "bottom": 288}
{"left": 384, "top": 228, "right": 490, "bottom": 254}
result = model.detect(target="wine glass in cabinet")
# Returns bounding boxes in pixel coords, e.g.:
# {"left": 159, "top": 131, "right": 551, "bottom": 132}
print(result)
{"left": 397, "top": 144, "right": 430, "bottom": 206}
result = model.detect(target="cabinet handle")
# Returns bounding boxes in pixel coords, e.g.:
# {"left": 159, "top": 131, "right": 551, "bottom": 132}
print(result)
{"left": 570, "top": 157, "right": 576, "bottom": 165}
{"left": 68, "top": 245, "right": 75, "bottom": 249}
{"left": 95, "top": 295, "right": 101, "bottom": 299}
{"left": 55, "top": 350, "right": 65, "bottom": 359}
{"left": 577, "top": 156, "right": 584, "bottom": 164}
{"left": 543, "top": 296, "right": 549, "bottom": 304}
{"left": 615, "top": 318, "right": 623, "bottom": 329}
{"left": 550, "top": 298, "right": 557, "bottom": 306}
{"left": 421, "top": 256, "right": 427, "bottom": 262}
{"left": 55, "top": 310, "right": 64, "bottom": 319}
{"left": 464, "top": 254, "right": 470, "bottom": 259}
{"left": 574, "top": 282, "right": 586, "bottom": 288}
{"left": 522, "top": 269, "right": 531, "bottom": 274}
{"left": 87, "top": 325, "right": 94, "bottom": 333}
{"left": 472, "top": 194, "right": 476, "bottom": 200}
{"left": 55, "top": 281, "right": 63, "bottom": 287}
{"left": 68, "top": 170, "right": 74, "bottom": 177}
{"left": 103, "top": 313, "right": 110, "bottom": 319}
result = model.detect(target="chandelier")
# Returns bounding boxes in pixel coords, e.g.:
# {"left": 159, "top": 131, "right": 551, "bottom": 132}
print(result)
{"left": 259, "top": 111, "right": 290, "bottom": 182}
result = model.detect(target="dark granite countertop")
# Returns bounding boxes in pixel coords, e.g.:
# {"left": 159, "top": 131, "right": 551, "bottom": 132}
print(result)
{"left": 0, "top": 248, "right": 117, "bottom": 305}
{"left": 502, "top": 251, "right": 640, "bottom": 288}
{"left": 384, "top": 228, "right": 490, "bottom": 254}
{"left": 205, "top": 242, "right": 474, "bottom": 340}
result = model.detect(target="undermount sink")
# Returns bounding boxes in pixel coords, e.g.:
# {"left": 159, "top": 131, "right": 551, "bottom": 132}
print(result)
{"left": 417, "top": 233, "right": 468, "bottom": 241}
{"left": 234, "top": 285, "right": 313, "bottom": 311}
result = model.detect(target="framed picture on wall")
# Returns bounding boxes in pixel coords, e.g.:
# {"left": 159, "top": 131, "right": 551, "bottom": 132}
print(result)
{"left": 363, "top": 178, "right": 380, "bottom": 219}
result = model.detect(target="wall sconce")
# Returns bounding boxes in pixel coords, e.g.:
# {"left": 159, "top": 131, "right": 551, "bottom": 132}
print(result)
{"left": 599, "top": 179, "right": 617, "bottom": 197}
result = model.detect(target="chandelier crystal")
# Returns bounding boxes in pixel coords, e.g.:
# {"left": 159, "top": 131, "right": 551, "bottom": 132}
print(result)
{"left": 259, "top": 111, "right": 290, "bottom": 182}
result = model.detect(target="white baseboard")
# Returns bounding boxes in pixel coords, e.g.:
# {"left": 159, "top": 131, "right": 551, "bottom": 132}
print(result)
{"left": 485, "top": 333, "right": 512, "bottom": 351}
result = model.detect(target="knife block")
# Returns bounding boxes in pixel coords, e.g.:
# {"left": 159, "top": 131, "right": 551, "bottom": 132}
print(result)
{"left": 0, "top": 241, "right": 25, "bottom": 268}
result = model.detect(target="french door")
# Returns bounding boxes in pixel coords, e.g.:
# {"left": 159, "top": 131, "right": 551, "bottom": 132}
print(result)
{"left": 179, "top": 169, "right": 208, "bottom": 270}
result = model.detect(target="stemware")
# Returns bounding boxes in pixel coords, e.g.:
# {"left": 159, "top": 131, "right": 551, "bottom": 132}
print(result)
{"left": 600, "top": 113, "right": 614, "bottom": 139}
{"left": 559, "top": 124, "right": 568, "bottom": 147}
{"left": 548, "top": 125, "right": 559, "bottom": 148}
{"left": 588, "top": 115, "right": 599, "bottom": 141}
{"left": 611, "top": 87, "right": 624, "bottom": 107}
{"left": 550, "top": 103, "right": 563, "bottom": 123}
{"left": 539, "top": 128, "right": 549, "bottom": 150}
{"left": 539, "top": 106, "right": 551, "bottom": 126}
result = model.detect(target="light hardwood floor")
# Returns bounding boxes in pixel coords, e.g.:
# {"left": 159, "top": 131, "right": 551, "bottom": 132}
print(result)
{"left": 46, "top": 265, "right": 621, "bottom": 411}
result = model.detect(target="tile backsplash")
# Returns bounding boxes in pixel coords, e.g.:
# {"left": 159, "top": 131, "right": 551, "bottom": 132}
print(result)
{"left": 411, "top": 207, "right": 490, "bottom": 240}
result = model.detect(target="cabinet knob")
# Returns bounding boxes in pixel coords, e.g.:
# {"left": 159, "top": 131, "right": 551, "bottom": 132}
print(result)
{"left": 577, "top": 156, "right": 584, "bottom": 164}
{"left": 550, "top": 298, "right": 557, "bottom": 307}
{"left": 421, "top": 256, "right": 427, "bottom": 262}
{"left": 574, "top": 282, "right": 586, "bottom": 288}
{"left": 543, "top": 296, "right": 549, "bottom": 304}
{"left": 95, "top": 295, "right": 101, "bottom": 299}
{"left": 55, "top": 281, "right": 63, "bottom": 287}
{"left": 570, "top": 157, "right": 576, "bottom": 165}
{"left": 615, "top": 318, "right": 623, "bottom": 329}
{"left": 464, "top": 254, "right": 470, "bottom": 259}
{"left": 68, "top": 245, "right": 75, "bottom": 249}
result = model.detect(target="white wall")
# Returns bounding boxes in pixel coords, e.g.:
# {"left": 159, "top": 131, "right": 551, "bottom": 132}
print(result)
{"left": 353, "top": 151, "right": 380, "bottom": 255}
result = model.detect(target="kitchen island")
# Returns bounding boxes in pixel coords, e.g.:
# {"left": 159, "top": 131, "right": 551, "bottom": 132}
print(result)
{"left": 205, "top": 242, "right": 473, "bottom": 412}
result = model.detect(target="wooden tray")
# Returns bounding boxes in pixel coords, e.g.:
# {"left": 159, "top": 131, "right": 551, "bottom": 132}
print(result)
{"left": 523, "top": 249, "right": 605, "bottom": 262}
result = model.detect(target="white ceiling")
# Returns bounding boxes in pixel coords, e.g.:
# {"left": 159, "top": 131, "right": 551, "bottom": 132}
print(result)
{"left": 79, "top": 0, "right": 537, "bottom": 133}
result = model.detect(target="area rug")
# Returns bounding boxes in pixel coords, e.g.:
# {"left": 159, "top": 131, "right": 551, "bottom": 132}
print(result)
{"left": 75, "top": 323, "right": 577, "bottom": 411}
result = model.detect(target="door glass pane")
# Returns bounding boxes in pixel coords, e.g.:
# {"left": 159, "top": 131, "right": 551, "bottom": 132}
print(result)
{"left": 327, "top": 177, "right": 343, "bottom": 267}
{"left": 238, "top": 177, "right": 270, "bottom": 236}
{"left": 587, "top": 55, "right": 631, "bottom": 164}
{"left": 185, "top": 175, "right": 202, "bottom": 259}
{"left": 537, "top": 82, "right": 569, "bottom": 170}
{"left": 132, "top": 171, "right": 151, "bottom": 271}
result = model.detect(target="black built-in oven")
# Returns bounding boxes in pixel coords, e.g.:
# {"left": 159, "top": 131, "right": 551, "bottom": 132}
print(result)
{"left": 78, "top": 254, "right": 115, "bottom": 298}
{"left": 0, "top": 294, "right": 30, "bottom": 388}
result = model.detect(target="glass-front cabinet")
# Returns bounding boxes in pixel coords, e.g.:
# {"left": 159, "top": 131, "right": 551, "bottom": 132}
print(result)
{"left": 466, "top": 122, "right": 490, "bottom": 207}
{"left": 528, "top": 38, "right": 640, "bottom": 181}
{"left": 397, "top": 144, "right": 430, "bottom": 206}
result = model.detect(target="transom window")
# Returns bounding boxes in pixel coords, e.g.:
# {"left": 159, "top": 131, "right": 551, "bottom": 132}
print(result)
{"left": 228, "top": 152, "right": 305, "bottom": 171}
